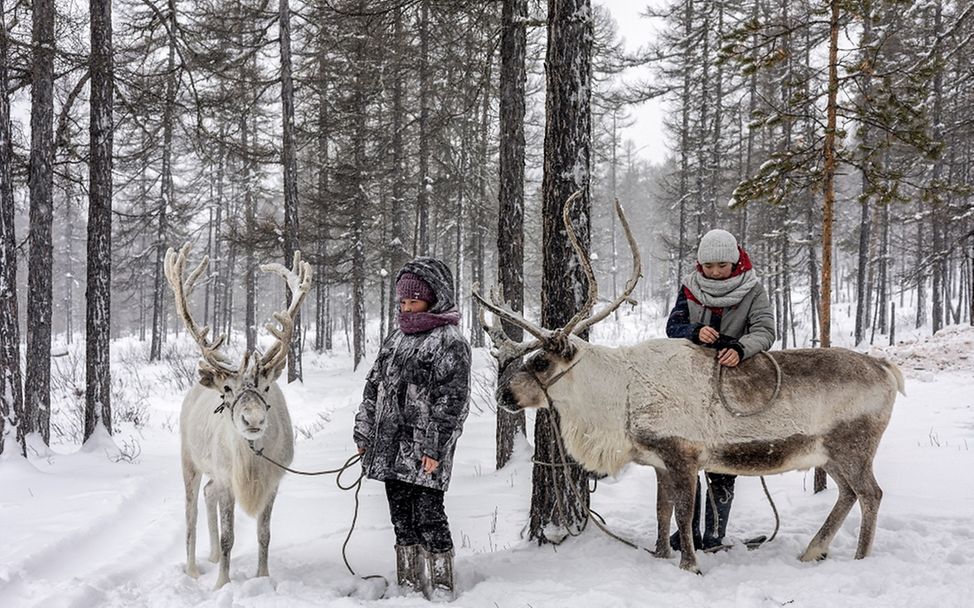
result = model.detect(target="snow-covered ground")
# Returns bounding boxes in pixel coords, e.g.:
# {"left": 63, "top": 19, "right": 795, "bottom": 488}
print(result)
{"left": 2, "top": 316, "right": 973, "bottom": 608}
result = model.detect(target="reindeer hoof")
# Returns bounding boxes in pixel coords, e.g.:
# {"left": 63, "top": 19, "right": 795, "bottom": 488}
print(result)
{"left": 679, "top": 560, "right": 702, "bottom": 575}
{"left": 185, "top": 564, "right": 201, "bottom": 579}
{"left": 799, "top": 549, "right": 828, "bottom": 562}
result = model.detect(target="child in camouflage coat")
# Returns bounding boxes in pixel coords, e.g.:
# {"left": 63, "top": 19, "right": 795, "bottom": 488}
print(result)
{"left": 353, "top": 257, "right": 471, "bottom": 600}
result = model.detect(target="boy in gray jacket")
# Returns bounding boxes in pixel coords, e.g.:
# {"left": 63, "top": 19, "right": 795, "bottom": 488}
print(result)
{"left": 665, "top": 229, "right": 776, "bottom": 551}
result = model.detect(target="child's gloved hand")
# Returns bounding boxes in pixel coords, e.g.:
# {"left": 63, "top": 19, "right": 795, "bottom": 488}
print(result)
{"left": 713, "top": 336, "right": 745, "bottom": 367}
{"left": 692, "top": 324, "right": 719, "bottom": 344}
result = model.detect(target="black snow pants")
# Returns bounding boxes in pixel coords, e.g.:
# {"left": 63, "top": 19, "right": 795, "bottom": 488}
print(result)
{"left": 384, "top": 479, "right": 453, "bottom": 552}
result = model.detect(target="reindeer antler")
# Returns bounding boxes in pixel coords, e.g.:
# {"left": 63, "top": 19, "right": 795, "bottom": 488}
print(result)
{"left": 573, "top": 198, "right": 642, "bottom": 335}
{"left": 258, "top": 251, "right": 313, "bottom": 377}
{"left": 164, "top": 243, "right": 238, "bottom": 376}
{"left": 554, "top": 190, "right": 600, "bottom": 339}
{"left": 472, "top": 283, "right": 544, "bottom": 364}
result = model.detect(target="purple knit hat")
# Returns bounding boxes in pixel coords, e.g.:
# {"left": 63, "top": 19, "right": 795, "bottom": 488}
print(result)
{"left": 396, "top": 272, "right": 436, "bottom": 304}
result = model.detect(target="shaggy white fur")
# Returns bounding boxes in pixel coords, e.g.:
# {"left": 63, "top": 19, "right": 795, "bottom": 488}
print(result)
{"left": 507, "top": 335, "right": 903, "bottom": 574}
{"left": 180, "top": 378, "right": 294, "bottom": 588}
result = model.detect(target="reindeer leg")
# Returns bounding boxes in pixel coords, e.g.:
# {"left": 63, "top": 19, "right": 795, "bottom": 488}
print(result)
{"left": 846, "top": 463, "right": 883, "bottom": 559}
{"left": 800, "top": 464, "right": 856, "bottom": 562}
{"left": 183, "top": 455, "right": 202, "bottom": 578}
{"left": 214, "top": 490, "right": 235, "bottom": 589}
{"left": 256, "top": 490, "right": 277, "bottom": 578}
{"left": 204, "top": 480, "right": 220, "bottom": 563}
{"left": 663, "top": 463, "right": 701, "bottom": 574}
{"left": 653, "top": 469, "right": 673, "bottom": 558}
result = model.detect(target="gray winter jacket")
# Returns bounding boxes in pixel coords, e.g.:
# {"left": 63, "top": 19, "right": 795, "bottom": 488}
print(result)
{"left": 353, "top": 258, "right": 471, "bottom": 491}
{"left": 687, "top": 283, "right": 775, "bottom": 359}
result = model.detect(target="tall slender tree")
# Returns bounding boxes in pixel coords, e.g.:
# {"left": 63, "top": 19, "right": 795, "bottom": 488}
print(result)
{"left": 85, "top": 0, "right": 114, "bottom": 442}
{"left": 25, "top": 0, "right": 56, "bottom": 446}
{"left": 529, "top": 0, "right": 593, "bottom": 544}
{"left": 279, "top": 0, "right": 302, "bottom": 382}
{"left": 495, "top": 0, "right": 528, "bottom": 470}
{"left": 0, "top": 0, "right": 25, "bottom": 457}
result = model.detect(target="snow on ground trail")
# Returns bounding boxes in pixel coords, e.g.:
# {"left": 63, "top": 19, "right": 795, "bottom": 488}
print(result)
{"left": 1, "top": 328, "right": 973, "bottom": 607}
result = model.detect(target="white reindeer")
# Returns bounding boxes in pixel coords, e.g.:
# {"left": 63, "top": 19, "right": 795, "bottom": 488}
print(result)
{"left": 165, "top": 244, "right": 311, "bottom": 588}
{"left": 475, "top": 196, "right": 904, "bottom": 574}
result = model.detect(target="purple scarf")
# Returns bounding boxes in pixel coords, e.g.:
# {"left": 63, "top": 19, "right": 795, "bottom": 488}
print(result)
{"left": 398, "top": 308, "right": 461, "bottom": 334}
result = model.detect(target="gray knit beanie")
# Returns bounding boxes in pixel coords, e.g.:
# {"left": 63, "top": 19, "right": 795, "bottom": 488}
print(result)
{"left": 697, "top": 229, "right": 740, "bottom": 264}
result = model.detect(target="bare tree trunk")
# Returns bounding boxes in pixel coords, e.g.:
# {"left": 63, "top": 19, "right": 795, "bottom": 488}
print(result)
{"left": 64, "top": 201, "right": 75, "bottom": 344}
{"left": 916, "top": 199, "right": 927, "bottom": 329}
{"left": 279, "top": 0, "right": 302, "bottom": 382}
{"left": 243, "top": 113, "right": 258, "bottom": 351}
{"left": 470, "top": 71, "right": 489, "bottom": 349}
{"left": 676, "top": 0, "right": 694, "bottom": 281}
{"left": 815, "top": 0, "right": 841, "bottom": 494}
{"left": 85, "top": 0, "right": 114, "bottom": 442}
{"left": 0, "top": 0, "right": 26, "bottom": 456}
{"left": 349, "top": 5, "right": 369, "bottom": 370}
{"left": 530, "top": 0, "right": 593, "bottom": 544}
{"left": 878, "top": 198, "right": 890, "bottom": 333}
{"left": 930, "top": 0, "right": 946, "bottom": 335}
{"left": 387, "top": 7, "right": 409, "bottom": 332}
{"left": 211, "top": 134, "right": 227, "bottom": 335}
{"left": 495, "top": 0, "right": 527, "bottom": 470}
{"left": 25, "top": 0, "right": 56, "bottom": 445}
{"left": 415, "top": 0, "right": 431, "bottom": 255}
{"left": 854, "top": 194, "right": 871, "bottom": 345}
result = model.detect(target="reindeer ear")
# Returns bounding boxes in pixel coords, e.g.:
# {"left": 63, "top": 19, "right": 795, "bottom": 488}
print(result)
{"left": 260, "top": 363, "right": 284, "bottom": 383}
{"left": 199, "top": 364, "right": 230, "bottom": 389}
{"left": 199, "top": 368, "right": 218, "bottom": 388}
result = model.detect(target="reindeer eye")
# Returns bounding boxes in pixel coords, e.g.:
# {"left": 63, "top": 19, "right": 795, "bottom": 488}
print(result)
{"left": 223, "top": 385, "right": 231, "bottom": 393}
{"left": 530, "top": 357, "right": 550, "bottom": 372}
{"left": 264, "top": 386, "right": 270, "bottom": 393}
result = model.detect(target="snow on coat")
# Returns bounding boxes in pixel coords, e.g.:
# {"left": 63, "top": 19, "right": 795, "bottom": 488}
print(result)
{"left": 353, "top": 258, "right": 471, "bottom": 491}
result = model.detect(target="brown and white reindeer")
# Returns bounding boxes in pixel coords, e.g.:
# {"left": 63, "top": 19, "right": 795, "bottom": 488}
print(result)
{"left": 475, "top": 195, "right": 904, "bottom": 574}
{"left": 165, "top": 243, "right": 311, "bottom": 589}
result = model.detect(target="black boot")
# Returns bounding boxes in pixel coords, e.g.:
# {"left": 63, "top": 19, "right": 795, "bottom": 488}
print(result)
{"left": 669, "top": 478, "right": 703, "bottom": 551}
{"left": 702, "top": 473, "right": 736, "bottom": 551}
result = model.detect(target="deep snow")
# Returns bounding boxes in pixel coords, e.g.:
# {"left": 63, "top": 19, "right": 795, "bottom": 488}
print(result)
{"left": 1, "top": 315, "right": 973, "bottom": 608}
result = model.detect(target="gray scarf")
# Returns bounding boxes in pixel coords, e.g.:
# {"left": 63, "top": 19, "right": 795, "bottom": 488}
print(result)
{"left": 682, "top": 269, "right": 758, "bottom": 308}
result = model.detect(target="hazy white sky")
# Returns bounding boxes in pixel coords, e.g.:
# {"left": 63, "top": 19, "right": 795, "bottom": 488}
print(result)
{"left": 596, "top": 0, "right": 668, "bottom": 166}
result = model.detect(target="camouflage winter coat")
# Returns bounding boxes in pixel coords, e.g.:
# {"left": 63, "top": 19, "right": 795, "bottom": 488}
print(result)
{"left": 353, "top": 258, "right": 471, "bottom": 491}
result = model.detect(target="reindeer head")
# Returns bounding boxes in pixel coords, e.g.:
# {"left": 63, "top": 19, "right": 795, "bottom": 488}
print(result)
{"left": 165, "top": 243, "right": 312, "bottom": 440}
{"left": 476, "top": 194, "right": 642, "bottom": 412}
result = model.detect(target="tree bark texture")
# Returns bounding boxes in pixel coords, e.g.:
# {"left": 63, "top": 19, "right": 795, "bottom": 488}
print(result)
{"left": 530, "top": 0, "right": 593, "bottom": 544}
{"left": 280, "top": 0, "right": 302, "bottom": 382}
{"left": 85, "top": 0, "right": 114, "bottom": 441}
{"left": 495, "top": 0, "right": 528, "bottom": 471}
{"left": 25, "top": 0, "right": 56, "bottom": 445}
{"left": 149, "top": 2, "right": 177, "bottom": 362}
{"left": 0, "top": 0, "right": 25, "bottom": 456}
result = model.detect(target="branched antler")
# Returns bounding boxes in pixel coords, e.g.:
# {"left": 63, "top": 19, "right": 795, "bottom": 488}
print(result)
{"left": 164, "top": 243, "right": 238, "bottom": 376}
{"left": 472, "top": 193, "right": 643, "bottom": 357}
{"left": 554, "top": 190, "right": 600, "bottom": 339}
{"left": 574, "top": 198, "right": 642, "bottom": 335}
{"left": 471, "top": 283, "right": 548, "bottom": 362}
{"left": 258, "top": 251, "right": 313, "bottom": 376}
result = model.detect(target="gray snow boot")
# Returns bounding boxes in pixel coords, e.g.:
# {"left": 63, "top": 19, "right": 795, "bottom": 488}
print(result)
{"left": 395, "top": 544, "right": 424, "bottom": 593}
{"left": 423, "top": 549, "right": 455, "bottom": 602}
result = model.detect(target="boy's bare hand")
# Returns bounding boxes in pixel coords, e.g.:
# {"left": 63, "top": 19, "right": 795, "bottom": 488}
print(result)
{"left": 421, "top": 456, "right": 440, "bottom": 474}
{"left": 699, "top": 326, "right": 719, "bottom": 344}
{"left": 717, "top": 348, "right": 740, "bottom": 367}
